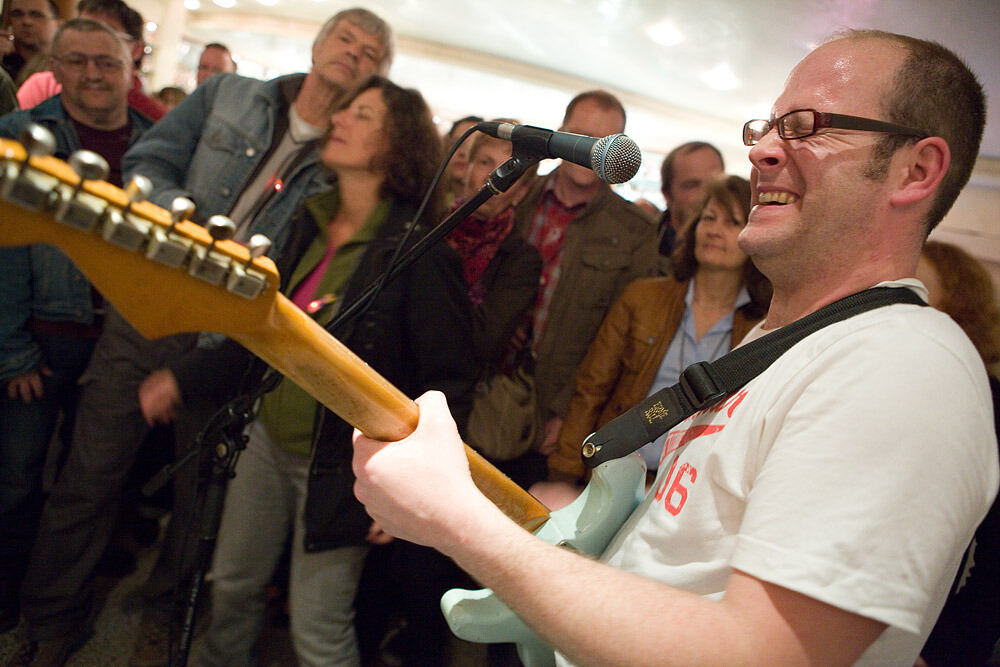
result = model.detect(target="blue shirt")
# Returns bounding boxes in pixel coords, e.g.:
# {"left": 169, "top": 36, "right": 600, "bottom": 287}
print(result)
{"left": 638, "top": 280, "right": 751, "bottom": 470}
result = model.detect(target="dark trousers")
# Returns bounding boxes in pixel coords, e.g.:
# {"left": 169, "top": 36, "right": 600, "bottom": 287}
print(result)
{"left": 19, "top": 310, "right": 211, "bottom": 640}
{"left": 0, "top": 333, "right": 95, "bottom": 613}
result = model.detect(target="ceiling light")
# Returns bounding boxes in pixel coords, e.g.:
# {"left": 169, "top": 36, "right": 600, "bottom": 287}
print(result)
{"left": 597, "top": 0, "right": 621, "bottom": 19}
{"left": 212, "top": 0, "right": 235, "bottom": 8}
{"left": 701, "top": 62, "right": 740, "bottom": 91}
{"left": 256, "top": 0, "right": 278, "bottom": 6}
{"left": 646, "top": 20, "right": 683, "bottom": 47}
{"left": 183, "top": 0, "right": 200, "bottom": 9}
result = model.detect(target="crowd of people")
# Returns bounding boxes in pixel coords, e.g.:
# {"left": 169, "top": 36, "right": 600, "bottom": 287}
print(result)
{"left": 0, "top": 3, "right": 997, "bottom": 667}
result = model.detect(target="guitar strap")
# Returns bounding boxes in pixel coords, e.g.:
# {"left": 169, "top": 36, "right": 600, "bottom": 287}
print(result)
{"left": 581, "top": 285, "right": 926, "bottom": 468}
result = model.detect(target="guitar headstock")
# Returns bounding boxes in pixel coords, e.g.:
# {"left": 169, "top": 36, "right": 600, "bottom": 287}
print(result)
{"left": 0, "top": 128, "right": 280, "bottom": 340}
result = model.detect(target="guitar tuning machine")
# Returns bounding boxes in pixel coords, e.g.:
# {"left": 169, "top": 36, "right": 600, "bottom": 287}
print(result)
{"left": 227, "top": 233, "right": 272, "bottom": 300}
{"left": 122, "top": 174, "right": 153, "bottom": 218}
{"left": 167, "top": 196, "right": 196, "bottom": 234}
{"left": 2, "top": 124, "right": 60, "bottom": 211}
{"left": 190, "top": 215, "right": 236, "bottom": 285}
{"left": 53, "top": 150, "right": 109, "bottom": 232}
{"left": 102, "top": 174, "right": 154, "bottom": 251}
{"left": 246, "top": 234, "right": 271, "bottom": 267}
{"left": 146, "top": 196, "right": 196, "bottom": 268}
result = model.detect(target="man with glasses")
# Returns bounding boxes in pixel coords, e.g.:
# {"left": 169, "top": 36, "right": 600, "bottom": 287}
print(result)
{"left": 351, "top": 29, "right": 997, "bottom": 665}
{"left": 0, "top": 0, "right": 59, "bottom": 83}
{"left": 0, "top": 17, "right": 152, "bottom": 659}
{"left": 16, "top": 0, "right": 166, "bottom": 121}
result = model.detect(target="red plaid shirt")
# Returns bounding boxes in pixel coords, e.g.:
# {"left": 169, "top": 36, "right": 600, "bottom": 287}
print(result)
{"left": 525, "top": 178, "right": 585, "bottom": 352}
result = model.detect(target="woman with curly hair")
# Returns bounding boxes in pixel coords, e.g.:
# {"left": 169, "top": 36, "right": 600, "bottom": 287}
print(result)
{"left": 917, "top": 241, "right": 1000, "bottom": 667}
{"left": 194, "top": 76, "right": 476, "bottom": 666}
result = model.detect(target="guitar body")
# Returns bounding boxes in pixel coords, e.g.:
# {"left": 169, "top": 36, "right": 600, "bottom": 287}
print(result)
{"left": 442, "top": 454, "right": 647, "bottom": 666}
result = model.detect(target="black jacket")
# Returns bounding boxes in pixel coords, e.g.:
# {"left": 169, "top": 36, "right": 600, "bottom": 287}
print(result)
{"left": 174, "top": 193, "right": 476, "bottom": 551}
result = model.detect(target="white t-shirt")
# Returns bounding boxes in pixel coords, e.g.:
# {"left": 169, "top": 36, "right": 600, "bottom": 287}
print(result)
{"left": 599, "top": 280, "right": 999, "bottom": 665}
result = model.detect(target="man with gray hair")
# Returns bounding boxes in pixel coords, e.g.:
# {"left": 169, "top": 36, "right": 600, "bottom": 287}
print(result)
{"left": 13, "top": 8, "right": 394, "bottom": 666}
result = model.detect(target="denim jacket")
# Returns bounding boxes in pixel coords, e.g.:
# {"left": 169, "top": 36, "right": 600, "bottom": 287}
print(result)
{"left": 0, "top": 96, "right": 153, "bottom": 381}
{"left": 122, "top": 73, "right": 331, "bottom": 254}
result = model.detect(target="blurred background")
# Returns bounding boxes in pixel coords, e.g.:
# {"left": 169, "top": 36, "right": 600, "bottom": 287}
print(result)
{"left": 24, "top": 0, "right": 1000, "bottom": 287}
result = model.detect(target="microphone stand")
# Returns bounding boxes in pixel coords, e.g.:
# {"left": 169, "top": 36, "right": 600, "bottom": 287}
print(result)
{"left": 148, "top": 153, "right": 540, "bottom": 666}
{"left": 327, "top": 154, "right": 539, "bottom": 332}
{"left": 165, "top": 371, "right": 280, "bottom": 667}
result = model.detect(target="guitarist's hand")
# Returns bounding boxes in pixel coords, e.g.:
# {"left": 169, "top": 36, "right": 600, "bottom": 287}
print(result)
{"left": 139, "top": 368, "right": 181, "bottom": 426}
{"left": 6, "top": 365, "right": 51, "bottom": 402}
{"left": 353, "top": 391, "right": 501, "bottom": 550}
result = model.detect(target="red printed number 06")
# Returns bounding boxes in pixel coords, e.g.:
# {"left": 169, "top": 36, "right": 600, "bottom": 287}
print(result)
{"left": 654, "top": 460, "right": 697, "bottom": 516}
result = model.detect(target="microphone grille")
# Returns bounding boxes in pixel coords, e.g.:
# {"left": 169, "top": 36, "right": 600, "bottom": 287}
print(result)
{"left": 592, "top": 134, "right": 642, "bottom": 184}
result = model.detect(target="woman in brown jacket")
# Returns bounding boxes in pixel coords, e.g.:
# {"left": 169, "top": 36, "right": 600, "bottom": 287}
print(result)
{"left": 543, "top": 175, "right": 771, "bottom": 489}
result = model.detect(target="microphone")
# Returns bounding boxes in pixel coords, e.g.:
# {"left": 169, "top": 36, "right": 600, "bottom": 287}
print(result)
{"left": 475, "top": 121, "right": 642, "bottom": 184}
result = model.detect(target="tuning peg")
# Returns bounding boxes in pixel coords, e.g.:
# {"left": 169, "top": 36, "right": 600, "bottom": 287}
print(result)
{"left": 3, "top": 124, "right": 59, "bottom": 211}
{"left": 52, "top": 151, "right": 110, "bottom": 232}
{"left": 146, "top": 195, "right": 195, "bottom": 268}
{"left": 189, "top": 215, "right": 236, "bottom": 286}
{"left": 67, "top": 150, "right": 109, "bottom": 197}
{"left": 205, "top": 215, "right": 236, "bottom": 253}
{"left": 168, "top": 197, "right": 195, "bottom": 233}
{"left": 226, "top": 233, "right": 272, "bottom": 300}
{"left": 122, "top": 174, "right": 153, "bottom": 217}
{"left": 18, "top": 124, "right": 56, "bottom": 165}
{"left": 246, "top": 233, "right": 271, "bottom": 267}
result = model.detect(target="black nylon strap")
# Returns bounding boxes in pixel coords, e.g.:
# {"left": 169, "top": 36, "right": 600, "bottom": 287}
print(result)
{"left": 580, "top": 286, "right": 926, "bottom": 468}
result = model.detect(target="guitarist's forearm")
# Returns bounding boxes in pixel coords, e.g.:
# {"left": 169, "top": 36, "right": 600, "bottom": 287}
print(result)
{"left": 352, "top": 392, "right": 882, "bottom": 667}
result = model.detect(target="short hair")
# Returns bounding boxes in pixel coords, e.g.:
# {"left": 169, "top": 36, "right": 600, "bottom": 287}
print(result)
{"left": 670, "top": 175, "right": 771, "bottom": 317}
{"left": 562, "top": 89, "right": 626, "bottom": 130}
{"left": 837, "top": 30, "right": 986, "bottom": 232}
{"left": 445, "top": 115, "right": 483, "bottom": 143}
{"left": 52, "top": 17, "right": 129, "bottom": 59}
{"left": 464, "top": 118, "right": 540, "bottom": 183}
{"left": 204, "top": 42, "right": 231, "bottom": 55}
{"left": 660, "top": 141, "right": 724, "bottom": 195}
{"left": 333, "top": 76, "right": 441, "bottom": 213}
{"left": 921, "top": 241, "right": 1000, "bottom": 367}
{"left": 313, "top": 8, "right": 394, "bottom": 76}
{"left": 11, "top": 0, "right": 61, "bottom": 18}
{"left": 201, "top": 42, "right": 236, "bottom": 73}
{"left": 76, "top": 0, "right": 144, "bottom": 42}
{"left": 154, "top": 85, "right": 186, "bottom": 107}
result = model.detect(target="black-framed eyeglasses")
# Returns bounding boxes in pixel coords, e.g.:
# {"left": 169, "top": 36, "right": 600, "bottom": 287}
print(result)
{"left": 53, "top": 53, "right": 126, "bottom": 73}
{"left": 742, "top": 109, "right": 928, "bottom": 146}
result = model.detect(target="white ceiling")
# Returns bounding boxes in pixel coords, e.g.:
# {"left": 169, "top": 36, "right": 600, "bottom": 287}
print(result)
{"left": 176, "top": 0, "right": 1000, "bottom": 164}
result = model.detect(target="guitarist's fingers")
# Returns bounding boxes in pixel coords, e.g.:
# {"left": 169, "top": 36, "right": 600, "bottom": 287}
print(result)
{"left": 352, "top": 390, "right": 458, "bottom": 463}
{"left": 352, "top": 390, "right": 474, "bottom": 545}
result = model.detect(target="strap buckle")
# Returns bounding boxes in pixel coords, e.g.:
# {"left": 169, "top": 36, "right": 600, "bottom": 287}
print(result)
{"left": 678, "top": 361, "right": 726, "bottom": 410}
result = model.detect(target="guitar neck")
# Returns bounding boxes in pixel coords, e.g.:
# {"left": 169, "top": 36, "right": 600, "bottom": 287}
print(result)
{"left": 234, "top": 295, "right": 551, "bottom": 532}
{"left": 0, "top": 135, "right": 549, "bottom": 533}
